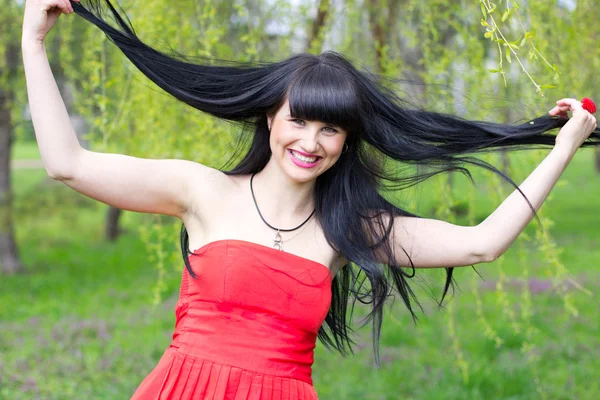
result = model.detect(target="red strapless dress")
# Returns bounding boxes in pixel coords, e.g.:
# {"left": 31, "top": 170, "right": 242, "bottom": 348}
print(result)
{"left": 131, "top": 239, "right": 333, "bottom": 400}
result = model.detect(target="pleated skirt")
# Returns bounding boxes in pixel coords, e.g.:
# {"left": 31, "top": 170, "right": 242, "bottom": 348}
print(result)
{"left": 130, "top": 348, "right": 319, "bottom": 400}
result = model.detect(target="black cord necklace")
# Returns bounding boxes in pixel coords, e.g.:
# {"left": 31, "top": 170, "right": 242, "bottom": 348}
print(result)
{"left": 250, "top": 173, "right": 316, "bottom": 251}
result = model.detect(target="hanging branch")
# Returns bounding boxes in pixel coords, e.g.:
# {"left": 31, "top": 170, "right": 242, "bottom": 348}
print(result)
{"left": 479, "top": 0, "right": 559, "bottom": 96}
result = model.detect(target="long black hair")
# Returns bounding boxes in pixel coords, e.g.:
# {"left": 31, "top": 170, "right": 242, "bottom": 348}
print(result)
{"left": 72, "top": 0, "right": 600, "bottom": 365}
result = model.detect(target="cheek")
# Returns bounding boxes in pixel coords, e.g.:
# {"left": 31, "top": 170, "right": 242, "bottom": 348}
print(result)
{"left": 271, "top": 130, "right": 298, "bottom": 151}
{"left": 326, "top": 136, "right": 347, "bottom": 155}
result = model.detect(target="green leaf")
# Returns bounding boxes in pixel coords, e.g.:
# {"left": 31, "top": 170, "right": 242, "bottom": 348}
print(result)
{"left": 540, "top": 85, "right": 557, "bottom": 89}
{"left": 520, "top": 36, "right": 528, "bottom": 47}
{"left": 506, "top": 47, "right": 512, "bottom": 63}
{"left": 481, "top": 19, "right": 489, "bottom": 27}
{"left": 489, "top": 68, "right": 500, "bottom": 73}
{"left": 502, "top": 9, "right": 510, "bottom": 22}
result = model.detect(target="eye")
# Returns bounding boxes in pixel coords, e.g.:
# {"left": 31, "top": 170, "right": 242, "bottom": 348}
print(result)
{"left": 322, "top": 126, "right": 338, "bottom": 134}
{"left": 291, "top": 118, "right": 305, "bottom": 126}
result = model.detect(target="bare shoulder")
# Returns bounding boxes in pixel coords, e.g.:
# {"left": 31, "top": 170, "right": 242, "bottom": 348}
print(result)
{"left": 183, "top": 166, "right": 241, "bottom": 220}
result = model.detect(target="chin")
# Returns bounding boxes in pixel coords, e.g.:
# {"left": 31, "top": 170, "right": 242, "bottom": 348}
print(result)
{"left": 282, "top": 164, "right": 328, "bottom": 184}
{"left": 272, "top": 150, "right": 338, "bottom": 183}
{"left": 284, "top": 169, "right": 319, "bottom": 183}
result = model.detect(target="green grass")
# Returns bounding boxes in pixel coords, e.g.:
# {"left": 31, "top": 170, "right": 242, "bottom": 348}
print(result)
{"left": 1, "top": 142, "right": 599, "bottom": 399}
{"left": 11, "top": 140, "right": 42, "bottom": 160}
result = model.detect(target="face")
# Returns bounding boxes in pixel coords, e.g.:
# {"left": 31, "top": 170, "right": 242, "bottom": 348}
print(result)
{"left": 267, "top": 100, "right": 348, "bottom": 183}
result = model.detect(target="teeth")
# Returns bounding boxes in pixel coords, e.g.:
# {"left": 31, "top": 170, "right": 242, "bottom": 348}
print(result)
{"left": 291, "top": 150, "right": 317, "bottom": 163}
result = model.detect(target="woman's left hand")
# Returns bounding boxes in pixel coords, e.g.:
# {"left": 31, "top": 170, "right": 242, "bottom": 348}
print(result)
{"left": 549, "top": 98, "right": 597, "bottom": 155}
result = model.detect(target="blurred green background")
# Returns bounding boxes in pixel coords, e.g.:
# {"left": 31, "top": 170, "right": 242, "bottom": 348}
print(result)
{"left": 2, "top": 0, "right": 600, "bottom": 399}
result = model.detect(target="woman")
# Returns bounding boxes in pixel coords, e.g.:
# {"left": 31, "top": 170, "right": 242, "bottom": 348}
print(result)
{"left": 22, "top": 0, "right": 599, "bottom": 398}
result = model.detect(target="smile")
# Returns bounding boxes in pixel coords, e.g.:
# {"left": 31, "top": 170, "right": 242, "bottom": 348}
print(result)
{"left": 288, "top": 149, "right": 322, "bottom": 168}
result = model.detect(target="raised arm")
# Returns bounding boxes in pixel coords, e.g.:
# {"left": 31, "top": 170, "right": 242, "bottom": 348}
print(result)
{"left": 381, "top": 99, "right": 597, "bottom": 268}
{"left": 22, "top": 0, "right": 81, "bottom": 178}
{"left": 21, "top": 0, "right": 218, "bottom": 219}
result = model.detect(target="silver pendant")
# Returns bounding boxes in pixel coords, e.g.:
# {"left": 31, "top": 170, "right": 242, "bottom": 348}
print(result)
{"left": 273, "top": 230, "right": 283, "bottom": 251}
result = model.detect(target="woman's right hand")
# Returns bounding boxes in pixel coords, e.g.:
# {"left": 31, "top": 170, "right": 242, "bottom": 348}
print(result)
{"left": 22, "top": 0, "right": 80, "bottom": 45}
{"left": 549, "top": 98, "right": 598, "bottom": 156}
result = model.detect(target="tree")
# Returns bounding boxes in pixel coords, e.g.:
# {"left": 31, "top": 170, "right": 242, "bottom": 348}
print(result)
{"left": 0, "top": 1, "right": 24, "bottom": 274}
{"left": 307, "top": 0, "right": 330, "bottom": 52}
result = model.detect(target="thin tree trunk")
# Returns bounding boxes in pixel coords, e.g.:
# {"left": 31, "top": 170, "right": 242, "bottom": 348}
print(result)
{"left": 101, "top": 117, "right": 133, "bottom": 241}
{"left": 0, "top": 45, "right": 23, "bottom": 274}
{"left": 368, "top": 0, "right": 385, "bottom": 75}
{"left": 306, "top": 0, "right": 330, "bottom": 52}
{"left": 105, "top": 206, "right": 123, "bottom": 241}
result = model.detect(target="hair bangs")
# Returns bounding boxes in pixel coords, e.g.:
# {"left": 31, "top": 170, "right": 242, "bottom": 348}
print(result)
{"left": 287, "top": 63, "right": 362, "bottom": 132}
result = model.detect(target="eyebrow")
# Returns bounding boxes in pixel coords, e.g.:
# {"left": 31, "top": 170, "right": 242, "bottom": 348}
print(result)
{"left": 285, "top": 114, "right": 339, "bottom": 128}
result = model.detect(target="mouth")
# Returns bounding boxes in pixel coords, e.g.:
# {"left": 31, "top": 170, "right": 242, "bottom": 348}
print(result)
{"left": 288, "top": 149, "right": 322, "bottom": 168}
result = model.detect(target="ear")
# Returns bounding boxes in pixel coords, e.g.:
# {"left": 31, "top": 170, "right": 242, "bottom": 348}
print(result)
{"left": 267, "top": 114, "right": 273, "bottom": 131}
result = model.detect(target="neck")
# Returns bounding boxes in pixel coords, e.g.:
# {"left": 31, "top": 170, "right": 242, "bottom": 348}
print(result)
{"left": 251, "top": 161, "right": 316, "bottom": 228}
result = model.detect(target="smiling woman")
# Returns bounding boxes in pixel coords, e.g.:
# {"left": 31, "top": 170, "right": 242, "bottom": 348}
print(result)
{"left": 266, "top": 101, "right": 348, "bottom": 182}
{"left": 20, "top": 0, "right": 600, "bottom": 398}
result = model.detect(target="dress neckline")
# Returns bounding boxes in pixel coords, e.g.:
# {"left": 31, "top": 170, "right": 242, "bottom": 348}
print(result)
{"left": 189, "top": 239, "right": 331, "bottom": 274}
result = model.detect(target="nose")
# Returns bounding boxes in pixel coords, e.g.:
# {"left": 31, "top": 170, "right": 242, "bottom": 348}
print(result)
{"left": 299, "top": 128, "right": 320, "bottom": 154}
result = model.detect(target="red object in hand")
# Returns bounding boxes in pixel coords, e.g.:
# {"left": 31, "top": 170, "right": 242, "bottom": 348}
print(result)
{"left": 581, "top": 97, "right": 597, "bottom": 114}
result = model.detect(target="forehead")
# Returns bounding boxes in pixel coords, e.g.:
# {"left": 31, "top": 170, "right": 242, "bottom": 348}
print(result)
{"left": 274, "top": 102, "right": 343, "bottom": 128}
{"left": 275, "top": 100, "right": 291, "bottom": 115}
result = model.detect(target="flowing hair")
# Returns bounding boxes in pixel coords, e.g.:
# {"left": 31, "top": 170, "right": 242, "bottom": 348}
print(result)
{"left": 73, "top": 0, "right": 600, "bottom": 364}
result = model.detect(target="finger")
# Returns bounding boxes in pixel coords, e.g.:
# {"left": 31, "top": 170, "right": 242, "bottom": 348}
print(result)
{"left": 61, "top": 0, "right": 73, "bottom": 13}
{"left": 549, "top": 105, "right": 570, "bottom": 118}
{"left": 550, "top": 105, "right": 570, "bottom": 113}
{"left": 556, "top": 98, "right": 578, "bottom": 105}
{"left": 556, "top": 98, "right": 583, "bottom": 111}
{"left": 555, "top": 98, "right": 579, "bottom": 109}
{"left": 40, "top": 0, "right": 68, "bottom": 13}
{"left": 49, "top": 0, "right": 71, "bottom": 14}
{"left": 548, "top": 106, "right": 563, "bottom": 116}
{"left": 39, "top": 2, "right": 53, "bottom": 12}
